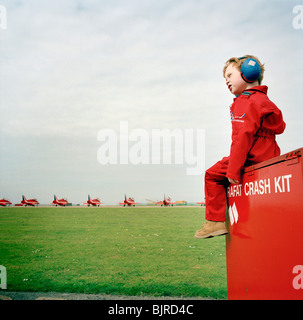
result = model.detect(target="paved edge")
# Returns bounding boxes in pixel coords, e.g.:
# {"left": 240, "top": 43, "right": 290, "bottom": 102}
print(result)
{"left": 0, "top": 291, "right": 213, "bottom": 300}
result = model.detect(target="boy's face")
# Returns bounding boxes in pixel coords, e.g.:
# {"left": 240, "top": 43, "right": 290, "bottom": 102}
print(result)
{"left": 224, "top": 63, "right": 248, "bottom": 96}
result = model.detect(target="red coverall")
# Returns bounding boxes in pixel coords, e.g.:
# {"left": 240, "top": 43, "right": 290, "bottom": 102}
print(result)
{"left": 205, "top": 86, "right": 286, "bottom": 221}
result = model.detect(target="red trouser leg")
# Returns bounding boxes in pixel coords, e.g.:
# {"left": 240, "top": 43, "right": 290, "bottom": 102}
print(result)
{"left": 205, "top": 157, "right": 229, "bottom": 222}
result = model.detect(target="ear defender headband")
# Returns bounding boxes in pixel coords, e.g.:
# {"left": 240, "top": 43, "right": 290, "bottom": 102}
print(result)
{"left": 238, "top": 56, "right": 261, "bottom": 83}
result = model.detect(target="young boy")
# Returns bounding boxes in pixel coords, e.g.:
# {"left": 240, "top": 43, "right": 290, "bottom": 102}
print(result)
{"left": 195, "top": 55, "right": 286, "bottom": 239}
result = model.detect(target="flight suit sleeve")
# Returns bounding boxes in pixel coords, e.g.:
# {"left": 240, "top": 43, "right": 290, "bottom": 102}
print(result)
{"left": 226, "top": 98, "right": 261, "bottom": 182}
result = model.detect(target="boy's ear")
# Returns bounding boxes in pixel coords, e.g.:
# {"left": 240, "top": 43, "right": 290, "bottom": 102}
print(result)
{"left": 239, "top": 57, "right": 261, "bottom": 83}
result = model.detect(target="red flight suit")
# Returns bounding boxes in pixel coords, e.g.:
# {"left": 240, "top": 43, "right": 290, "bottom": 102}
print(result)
{"left": 205, "top": 86, "right": 286, "bottom": 221}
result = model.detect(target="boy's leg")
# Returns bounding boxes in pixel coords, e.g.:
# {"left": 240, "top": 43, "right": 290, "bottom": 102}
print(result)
{"left": 205, "top": 157, "right": 229, "bottom": 222}
{"left": 195, "top": 157, "right": 229, "bottom": 239}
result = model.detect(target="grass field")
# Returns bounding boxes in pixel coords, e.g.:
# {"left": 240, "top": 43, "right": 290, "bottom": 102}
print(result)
{"left": 0, "top": 206, "right": 227, "bottom": 299}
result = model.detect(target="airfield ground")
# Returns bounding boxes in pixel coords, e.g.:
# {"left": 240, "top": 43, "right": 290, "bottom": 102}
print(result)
{"left": 0, "top": 206, "right": 227, "bottom": 300}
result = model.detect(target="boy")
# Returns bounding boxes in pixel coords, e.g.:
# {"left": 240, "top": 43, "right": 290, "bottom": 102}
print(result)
{"left": 195, "top": 55, "right": 286, "bottom": 239}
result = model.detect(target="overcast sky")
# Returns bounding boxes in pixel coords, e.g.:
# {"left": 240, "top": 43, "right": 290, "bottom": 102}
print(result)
{"left": 0, "top": 0, "right": 302, "bottom": 205}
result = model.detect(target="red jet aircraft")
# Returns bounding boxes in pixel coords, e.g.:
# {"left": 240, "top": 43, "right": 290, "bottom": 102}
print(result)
{"left": 52, "top": 195, "right": 71, "bottom": 206}
{"left": 0, "top": 198, "right": 12, "bottom": 206}
{"left": 84, "top": 195, "right": 102, "bottom": 207}
{"left": 157, "top": 195, "right": 176, "bottom": 207}
{"left": 20, "top": 195, "right": 40, "bottom": 206}
{"left": 119, "top": 194, "right": 137, "bottom": 207}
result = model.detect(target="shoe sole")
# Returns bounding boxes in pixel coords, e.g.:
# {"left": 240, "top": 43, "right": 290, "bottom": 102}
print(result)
{"left": 195, "top": 229, "right": 228, "bottom": 239}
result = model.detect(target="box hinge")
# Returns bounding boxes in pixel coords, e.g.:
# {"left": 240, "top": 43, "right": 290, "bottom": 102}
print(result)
{"left": 285, "top": 149, "right": 301, "bottom": 166}
{"left": 245, "top": 165, "right": 255, "bottom": 176}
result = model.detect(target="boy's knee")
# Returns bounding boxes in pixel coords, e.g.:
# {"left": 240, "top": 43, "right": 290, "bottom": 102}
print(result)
{"left": 205, "top": 168, "right": 212, "bottom": 181}
{"left": 205, "top": 168, "right": 219, "bottom": 183}
{"left": 205, "top": 157, "right": 229, "bottom": 182}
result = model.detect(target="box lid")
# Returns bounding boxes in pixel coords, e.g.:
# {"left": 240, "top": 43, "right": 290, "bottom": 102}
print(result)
{"left": 243, "top": 147, "right": 303, "bottom": 173}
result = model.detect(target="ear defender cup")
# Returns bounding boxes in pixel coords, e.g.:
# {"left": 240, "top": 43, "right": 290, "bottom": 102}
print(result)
{"left": 240, "top": 58, "right": 261, "bottom": 83}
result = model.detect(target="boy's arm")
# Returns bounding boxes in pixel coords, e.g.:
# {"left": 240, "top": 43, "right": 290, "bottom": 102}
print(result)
{"left": 226, "top": 99, "right": 261, "bottom": 182}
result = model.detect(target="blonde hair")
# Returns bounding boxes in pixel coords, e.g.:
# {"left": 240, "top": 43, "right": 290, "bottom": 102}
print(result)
{"left": 223, "top": 55, "right": 265, "bottom": 84}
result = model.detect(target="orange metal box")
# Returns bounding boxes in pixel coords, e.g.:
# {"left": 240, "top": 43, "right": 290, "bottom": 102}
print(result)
{"left": 226, "top": 148, "right": 303, "bottom": 300}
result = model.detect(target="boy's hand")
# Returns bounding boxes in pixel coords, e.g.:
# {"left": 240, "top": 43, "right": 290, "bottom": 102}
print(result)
{"left": 228, "top": 178, "right": 239, "bottom": 184}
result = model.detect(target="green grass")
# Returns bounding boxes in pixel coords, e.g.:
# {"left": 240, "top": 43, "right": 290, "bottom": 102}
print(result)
{"left": 0, "top": 207, "right": 227, "bottom": 299}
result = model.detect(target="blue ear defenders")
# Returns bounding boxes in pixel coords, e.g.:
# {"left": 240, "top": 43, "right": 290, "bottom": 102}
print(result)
{"left": 238, "top": 56, "right": 261, "bottom": 83}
